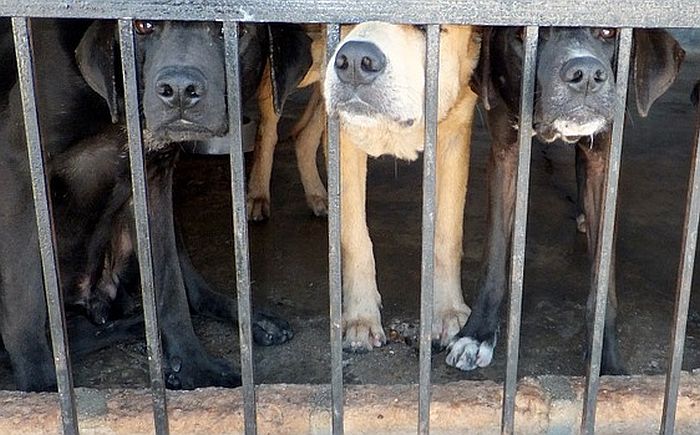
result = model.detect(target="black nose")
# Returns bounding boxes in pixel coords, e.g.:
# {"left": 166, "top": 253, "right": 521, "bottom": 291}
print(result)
{"left": 334, "top": 41, "right": 386, "bottom": 86}
{"left": 560, "top": 57, "right": 609, "bottom": 94}
{"left": 155, "top": 67, "right": 207, "bottom": 109}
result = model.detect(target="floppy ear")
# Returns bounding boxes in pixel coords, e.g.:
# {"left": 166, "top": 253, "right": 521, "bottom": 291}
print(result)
{"left": 633, "top": 29, "right": 685, "bottom": 117}
{"left": 470, "top": 27, "right": 502, "bottom": 111}
{"left": 267, "top": 24, "right": 313, "bottom": 115}
{"left": 75, "top": 20, "right": 120, "bottom": 123}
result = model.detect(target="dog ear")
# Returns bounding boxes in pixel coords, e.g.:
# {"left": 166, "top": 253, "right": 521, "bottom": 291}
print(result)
{"left": 633, "top": 29, "right": 685, "bottom": 118}
{"left": 75, "top": 20, "right": 120, "bottom": 123}
{"left": 470, "top": 27, "right": 502, "bottom": 111}
{"left": 267, "top": 24, "right": 313, "bottom": 115}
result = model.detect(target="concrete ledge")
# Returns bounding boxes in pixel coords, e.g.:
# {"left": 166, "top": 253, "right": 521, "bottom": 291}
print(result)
{"left": 1, "top": 374, "right": 699, "bottom": 434}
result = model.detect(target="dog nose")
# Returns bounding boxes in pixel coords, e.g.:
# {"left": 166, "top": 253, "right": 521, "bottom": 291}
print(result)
{"left": 560, "top": 57, "right": 609, "bottom": 94}
{"left": 334, "top": 41, "right": 386, "bottom": 86}
{"left": 155, "top": 67, "right": 206, "bottom": 109}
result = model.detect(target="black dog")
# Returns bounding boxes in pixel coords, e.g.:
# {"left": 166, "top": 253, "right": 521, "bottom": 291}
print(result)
{"left": 446, "top": 27, "right": 684, "bottom": 375}
{"left": 0, "top": 18, "right": 311, "bottom": 391}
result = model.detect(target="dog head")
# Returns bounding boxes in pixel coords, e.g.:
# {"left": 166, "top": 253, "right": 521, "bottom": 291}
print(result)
{"left": 324, "top": 22, "right": 477, "bottom": 133}
{"left": 75, "top": 20, "right": 312, "bottom": 145}
{"left": 475, "top": 27, "right": 685, "bottom": 144}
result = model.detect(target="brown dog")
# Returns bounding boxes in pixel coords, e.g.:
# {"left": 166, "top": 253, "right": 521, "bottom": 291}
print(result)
{"left": 323, "top": 23, "right": 480, "bottom": 351}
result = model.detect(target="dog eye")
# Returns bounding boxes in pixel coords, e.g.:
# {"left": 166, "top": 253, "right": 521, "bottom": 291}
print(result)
{"left": 134, "top": 20, "right": 155, "bottom": 35}
{"left": 598, "top": 28, "right": 617, "bottom": 39}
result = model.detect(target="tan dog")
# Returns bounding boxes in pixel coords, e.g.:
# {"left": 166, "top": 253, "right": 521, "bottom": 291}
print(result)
{"left": 323, "top": 23, "right": 480, "bottom": 351}
{"left": 247, "top": 24, "right": 329, "bottom": 221}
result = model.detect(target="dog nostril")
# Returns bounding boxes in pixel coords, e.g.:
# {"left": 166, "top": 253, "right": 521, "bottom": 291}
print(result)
{"left": 360, "top": 56, "right": 380, "bottom": 72}
{"left": 594, "top": 69, "right": 607, "bottom": 83}
{"left": 570, "top": 69, "right": 584, "bottom": 84}
{"left": 335, "top": 54, "right": 349, "bottom": 70}
{"left": 159, "top": 84, "right": 174, "bottom": 98}
{"left": 185, "top": 84, "right": 199, "bottom": 99}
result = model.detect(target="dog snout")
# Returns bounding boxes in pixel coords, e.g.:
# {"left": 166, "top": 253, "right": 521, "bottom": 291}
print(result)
{"left": 155, "top": 67, "right": 207, "bottom": 109}
{"left": 559, "top": 56, "right": 608, "bottom": 94}
{"left": 334, "top": 41, "right": 386, "bottom": 86}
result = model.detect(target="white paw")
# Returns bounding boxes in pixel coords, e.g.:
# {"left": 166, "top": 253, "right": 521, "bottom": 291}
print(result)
{"left": 432, "top": 306, "right": 471, "bottom": 348}
{"left": 306, "top": 193, "right": 328, "bottom": 217}
{"left": 576, "top": 213, "right": 587, "bottom": 234}
{"left": 247, "top": 196, "right": 270, "bottom": 221}
{"left": 343, "top": 317, "right": 386, "bottom": 352}
{"left": 445, "top": 337, "right": 494, "bottom": 371}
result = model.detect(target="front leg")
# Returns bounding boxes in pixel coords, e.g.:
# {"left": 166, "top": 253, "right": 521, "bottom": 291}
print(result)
{"left": 577, "top": 138, "right": 625, "bottom": 375}
{"left": 341, "top": 132, "right": 385, "bottom": 352}
{"left": 431, "top": 107, "right": 475, "bottom": 348}
{"left": 146, "top": 152, "right": 240, "bottom": 389}
{"left": 447, "top": 140, "right": 518, "bottom": 371}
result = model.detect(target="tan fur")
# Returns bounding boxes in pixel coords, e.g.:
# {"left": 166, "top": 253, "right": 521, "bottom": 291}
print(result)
{"left": 247, "top": 25, "right": 328, "bottom": 220}
{"left": 325, "top": 23, "right": 480, "bottom": 350}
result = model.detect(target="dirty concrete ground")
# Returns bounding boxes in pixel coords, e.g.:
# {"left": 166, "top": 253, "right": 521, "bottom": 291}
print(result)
{"left": 2, "top": 49, "right": 700, "bottom": 391}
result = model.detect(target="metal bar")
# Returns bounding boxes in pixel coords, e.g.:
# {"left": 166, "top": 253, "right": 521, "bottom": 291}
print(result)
{"left": 417, "top": 23, "right": 440, "bottom": 435}
{"left": 501, "top": 25, "right": 539, "bottom": 435}
{"left": 117, "top": 19, "right": 169, "bottom": 435}
{"left": 0, "top": 1, "right": 697, "bottom": 27}
{"left": 325, "top": 23, "right": 344, "bottom": 435}
{"left": 580, "top": 27, "right": 633, "bottom": 435}
{"left": 11, "top": 16, "right": 79, "bottom": 435}
{"left": 223, "top": 20, "right": 257, "bottom": 435}
{"left": 659, "top": 91, "right": 700, "bottom": 435}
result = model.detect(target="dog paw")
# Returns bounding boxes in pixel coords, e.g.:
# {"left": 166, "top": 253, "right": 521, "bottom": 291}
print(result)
{"left": 576, "top": 213, "right": 587, "bottom": 234}
{"left": 247, "top": 196, "right": 270, "bottom": 222}
{"left": 164, "top": 355, "right": 241, "bottom": 390}
{"left": 432, "top": 305, "right": 471, "bottom": 350}
{"left": 252, "top": 312, "right": 294, "bottom": 346}
{"left": 343, "top": 317, "right": 386, "bottom": 353}
{"left": 306, "top": 193, "right": 328, "bottom": 217}
{"left": 445, "top": 336, "right": 495, "bottom": 371}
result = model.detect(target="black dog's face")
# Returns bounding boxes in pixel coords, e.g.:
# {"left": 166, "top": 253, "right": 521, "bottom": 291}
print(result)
{"left": 135, "top": 21, "right": 227, "bottom": 142}
{"left": 495, "top": 27, "right": 618, "bottom": 143}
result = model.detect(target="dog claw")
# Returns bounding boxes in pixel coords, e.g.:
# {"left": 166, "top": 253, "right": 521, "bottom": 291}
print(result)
{"left": 343, "top": 318, "right": 386, "bottom": 352}
{"left": 247, "top": 196, "right": 270, "bottom": 222}
{"left": 446, "top": 336, "right": 494, "bottom": 371}
{"left": 306, "top": 193, "right": 328, "bottom": 217}
{"left": 252, "top": 312, "right": 294, "bottom": 346}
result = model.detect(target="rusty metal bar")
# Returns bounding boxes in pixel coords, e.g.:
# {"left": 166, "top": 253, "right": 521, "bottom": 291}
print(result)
{"left": 223, "top": 20, "right": 257, "bottom": 435}
{"left": 0, "top": 1, "right": 698, "bottom": 27}
{"left": 580, "top": 27, "right": 633, "bottom": 435}
{"left": 325, "top": 22, "right": 344, "bottom": 435}
{"left": 501, "top": 25, "right": 539, "bottom": 435}
{"left": 117, "top": 18, "right": 170, "bottom": 435}
{"left": 417, "top": 23, "right": 440, "bottom": 435}
{"left": 11, "top": 16, "right": 79, "bottom": 435}
{"left": 659, "top": 87, "right": 700, "bottom": 435}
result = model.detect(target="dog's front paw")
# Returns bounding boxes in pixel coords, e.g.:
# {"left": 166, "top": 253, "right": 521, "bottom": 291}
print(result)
{"left": 445, "top": 335, "right": 495, "bottom": 371}
{"left": 246, "top": 195, "right": 270, "bottom": 222}
{"left": 164, "top": 355, "right": 241, "bottom": 390}
{"left": 306, "top": 193, "right": 328, "bottom": 217}
{"left": 432, "top": 305, "right": 471, "bottom": 350}
{"left": 343, "top": 317, "right": 386, "bottom": 353}
{"left": 252, "top": 312, "right": 294, "bottom": 346}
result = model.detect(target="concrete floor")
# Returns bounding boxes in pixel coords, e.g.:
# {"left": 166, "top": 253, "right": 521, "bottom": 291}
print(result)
{"left": 2, "top": 50, "right": 700, "bottom": 391}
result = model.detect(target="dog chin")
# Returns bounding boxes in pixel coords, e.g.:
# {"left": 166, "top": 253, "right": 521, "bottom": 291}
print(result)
{"left": 152, "top": 122, "right": 225, "bottom": 143}
{"left": 536, "top": 118, "right": 608, "bottom": 144}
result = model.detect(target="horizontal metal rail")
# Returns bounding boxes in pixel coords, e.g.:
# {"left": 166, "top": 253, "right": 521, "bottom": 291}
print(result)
{"left": 0, "top": 1, "right": 698, "bottom": 27}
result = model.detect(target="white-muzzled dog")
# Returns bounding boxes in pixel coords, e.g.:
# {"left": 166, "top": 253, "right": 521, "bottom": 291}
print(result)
{"left": 323, "top": 22, "right": 480, "bottom": 351}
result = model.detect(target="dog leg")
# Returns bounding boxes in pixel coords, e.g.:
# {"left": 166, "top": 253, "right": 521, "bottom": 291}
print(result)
{"left": 293, "top": 85, "right": 328, "bottom": 217}
{"left": 446, "top": 140, "right": 518, "bottom": 371}
{"left": 176, "top": 226, "right": 294, "bottom": 346}
{"left": 146, "top": 154, "right": 241, "bottom": 389}
{"left": 341, "top": 131, "right": 385, "bottom": 352}
{"left": 578, "top": 136, "right": 625, "bottom": 375}
{"left": 0, "top": 169, "right": 55, "bottom": 391}
{"left": 247, "top": 63, "right": 280, "bottom": 222}
{"left": 432, "top": 106, "right": 474, "bottom": 349}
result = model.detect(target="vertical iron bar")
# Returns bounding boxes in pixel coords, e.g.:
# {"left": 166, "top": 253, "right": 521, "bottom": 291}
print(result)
{"left": 223, "top": 21, "right": 257, "bottom": 435}
{"left": 418, "top": 23, "right": 440, "bottom": 435}
{"left": 659, "top": 90, "right": 700, "bottom": 435}
{"left": 326, "top": 23, "right": 344, "bottom": 435}
{"left": 580, "top": 27, "right": 633, "bottom": 435}
{"left": 501, "top": 25, "right": 538, "bottom": 435}
{"left": 117, "top": 19, "right": 169, "bottom": 435}
{"left": 11, "top": 16, "right": 79, "bottom": 435}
